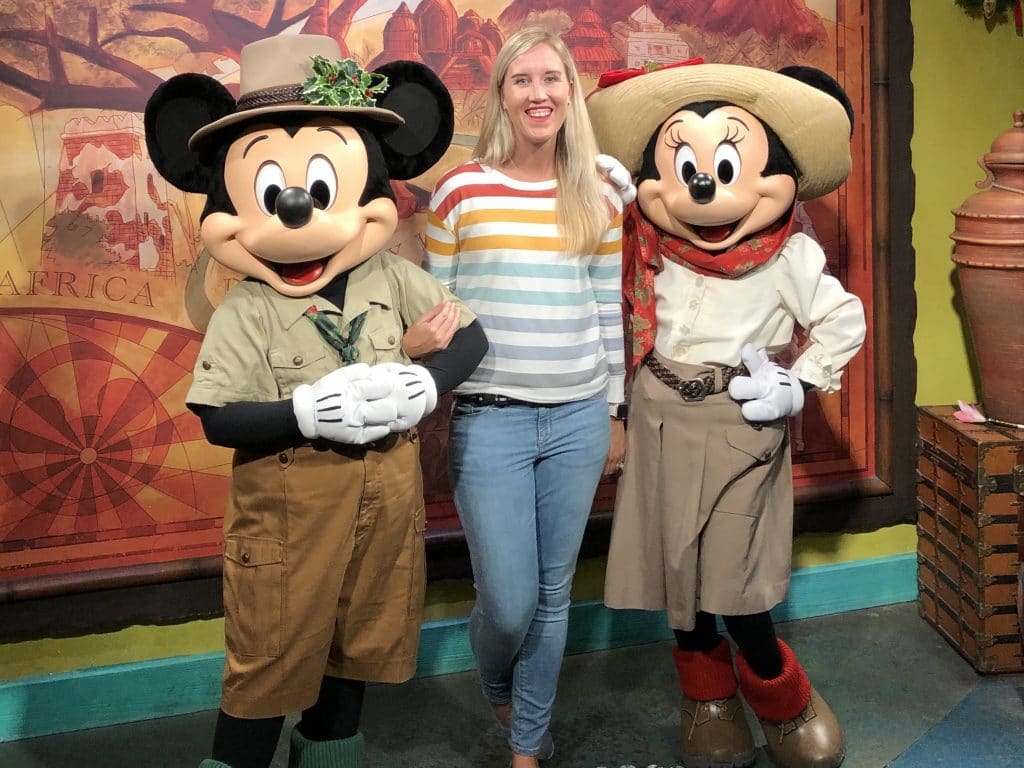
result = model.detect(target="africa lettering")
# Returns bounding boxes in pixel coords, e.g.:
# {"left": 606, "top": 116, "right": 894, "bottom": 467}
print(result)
{"left": 0, "top": 270, "right": 155, "bottom": 307}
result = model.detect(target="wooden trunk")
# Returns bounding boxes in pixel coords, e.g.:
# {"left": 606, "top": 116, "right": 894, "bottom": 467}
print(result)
{"left": 917, "top": 405, "right": 1024, "bottom": 673}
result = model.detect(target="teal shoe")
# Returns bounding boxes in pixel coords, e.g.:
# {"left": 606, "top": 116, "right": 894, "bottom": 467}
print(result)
{"left": 288, "top": 728, "right": 364, "bottom": 768}
{"left": 198, "top": 761, "right": 232, "bottom": 768}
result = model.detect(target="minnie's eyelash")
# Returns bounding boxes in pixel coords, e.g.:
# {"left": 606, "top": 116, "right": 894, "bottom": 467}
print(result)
{"left": 723, "top": 125, "right": 744, "bottom": 144}
{"left": 664, "top": 124, "right": 688, "bottom": 149}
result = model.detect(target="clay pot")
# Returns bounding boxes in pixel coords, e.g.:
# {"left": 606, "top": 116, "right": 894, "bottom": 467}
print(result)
{"left": 950, "top": 110, "right": 1024, "bottom": 424}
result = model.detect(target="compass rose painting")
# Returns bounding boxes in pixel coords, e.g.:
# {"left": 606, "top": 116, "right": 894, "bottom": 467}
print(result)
{"left": 0, "top": 0, "right": 877, "bottom": 591}
{"left": 0, "top": 311, "right": 224, "bottom": 580}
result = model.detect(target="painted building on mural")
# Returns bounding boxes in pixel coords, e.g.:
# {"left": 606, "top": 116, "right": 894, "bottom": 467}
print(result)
{"left": 43, "top": 114, "right": 174, "bottom": 277}
{"left": 368, "top": 0, "right": 502, "bottom": 92}
{"left": 616, "top": 4, "right": 691, "bottom": 68}
{"left": 564, "top": 9, "right": 621, "bottom": 76}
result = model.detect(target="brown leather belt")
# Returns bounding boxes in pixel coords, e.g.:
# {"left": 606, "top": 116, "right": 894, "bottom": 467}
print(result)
{"left": 643, "top": 354, "right": 747, "bottom": 402}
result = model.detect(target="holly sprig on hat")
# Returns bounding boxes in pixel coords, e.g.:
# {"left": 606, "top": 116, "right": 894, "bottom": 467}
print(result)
{"left": 301, "top": 56, "right": 389, "bottom": 108}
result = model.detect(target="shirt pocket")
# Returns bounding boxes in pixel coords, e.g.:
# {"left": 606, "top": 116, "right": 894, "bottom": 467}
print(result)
{"left": 366, "top": 327, "right": 402, "bottom": 364}
{"left": 268, "top": 344, "right": 327, "bottom": 397}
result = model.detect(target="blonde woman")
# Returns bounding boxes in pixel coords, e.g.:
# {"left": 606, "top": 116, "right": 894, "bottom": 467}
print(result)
{"left": 424, "top": 26, "right": 629, "bottom": 768}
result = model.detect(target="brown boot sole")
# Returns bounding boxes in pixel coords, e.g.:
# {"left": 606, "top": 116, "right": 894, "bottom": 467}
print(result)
{"left": 681, "top": 750, "right": 756, "bottom": 768}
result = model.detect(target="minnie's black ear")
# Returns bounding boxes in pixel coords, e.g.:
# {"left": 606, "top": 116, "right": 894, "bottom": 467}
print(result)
{"left": 144, "top": 73, "right": 236, "bottom": 193}
{"left": 778, "top": 65, "right": 854, "bottom": 135}
{"left": 373, "top": 61, "right": 454, "bottom": 180}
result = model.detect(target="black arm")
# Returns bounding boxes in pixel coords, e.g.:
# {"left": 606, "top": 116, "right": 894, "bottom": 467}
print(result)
{"left": 421, "top": 319, "right": 488, "bottom": 395}
{"left": 191, "top": 400, "right": 304, "bottom": 451}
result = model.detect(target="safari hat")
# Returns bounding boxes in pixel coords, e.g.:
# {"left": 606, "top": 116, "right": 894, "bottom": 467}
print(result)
{"left": 586, "top": 61, "right": 852, "bottom": 200}
{"left": 189, "top": 34, "right": 403, "bottom": 152}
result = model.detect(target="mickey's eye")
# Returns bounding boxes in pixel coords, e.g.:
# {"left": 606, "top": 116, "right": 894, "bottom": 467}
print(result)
{"left": 255, "top": 162, "right": 286, "bottom": 216}
{"left": 307, "top": 155, "right": 338, "bottom": 210}
{"left": 674, "top": 144, "right": 698, "bottom": 184}
{"left": 713, "top": 143, "right": 741, "bottom": 185}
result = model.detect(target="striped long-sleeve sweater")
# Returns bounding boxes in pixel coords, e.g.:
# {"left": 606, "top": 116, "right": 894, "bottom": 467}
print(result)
{"left": 425, "top": 161, "right": 625, "bottom": 405}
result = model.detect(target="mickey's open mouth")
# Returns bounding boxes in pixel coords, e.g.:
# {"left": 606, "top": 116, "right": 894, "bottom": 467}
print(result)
{"left": 693, "top": 221, "right": 739, "bottom": 243}
{"left": 270, "top": 257, "right": 330, "bottom": 286}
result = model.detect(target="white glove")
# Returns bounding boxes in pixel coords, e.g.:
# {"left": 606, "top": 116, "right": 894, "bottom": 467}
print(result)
{"left": 596, "top": 153, "right": 637, "bottom": 205}
{"left": 292, "top": 363, "right": 397, "bottom": 444}
{"left": 727, "top": 343, "right": 805, "bottom": 423}
{"left": 367, "top": 362, "right": 439, "bottom": 432}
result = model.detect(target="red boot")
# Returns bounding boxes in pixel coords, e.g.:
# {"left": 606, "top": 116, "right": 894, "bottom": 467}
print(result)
{"left": 735, "top": 640, "right": 845, "bottom": 768}
{"left": 673, "top": 639, "right": 755, "bottom": 768}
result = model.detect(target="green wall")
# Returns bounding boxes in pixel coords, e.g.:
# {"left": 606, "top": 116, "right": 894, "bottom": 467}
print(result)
{"left": 910, "top": 0, "right": 1024, "bottom": 406}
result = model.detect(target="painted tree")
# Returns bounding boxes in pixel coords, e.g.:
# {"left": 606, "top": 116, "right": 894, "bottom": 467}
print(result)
{"left": 0, "top": 0, "right": 372, "bottom": 113}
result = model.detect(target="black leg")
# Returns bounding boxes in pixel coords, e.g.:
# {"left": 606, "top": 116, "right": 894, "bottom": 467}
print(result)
{"left": 211, "top": 710, "right": 285, "bottom": 768}
{"left": 296, "top": 676, "right": 366, "bottom": 742}
{"left": 673, "top": 610, "right": 723, "bottom": 652}
{"left": 723, "top": 611, "right": 782, "bottom": 679}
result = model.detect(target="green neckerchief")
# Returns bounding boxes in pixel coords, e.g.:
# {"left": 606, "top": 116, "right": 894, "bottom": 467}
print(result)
{"left": 303, "top": 305, "right": 367, "bottom": 364}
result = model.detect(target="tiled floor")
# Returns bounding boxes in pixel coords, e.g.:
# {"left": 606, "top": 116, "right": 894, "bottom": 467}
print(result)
{"left": 1, "top": 601, "right": 1021, "bottom": 767}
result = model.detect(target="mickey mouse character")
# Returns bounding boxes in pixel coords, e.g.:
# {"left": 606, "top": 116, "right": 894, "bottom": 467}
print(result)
{"left": 144, "top": 34, "right": 487, "bottom": 768}
{"left": 587, "top": 63, "right": 867, "bottom": 768}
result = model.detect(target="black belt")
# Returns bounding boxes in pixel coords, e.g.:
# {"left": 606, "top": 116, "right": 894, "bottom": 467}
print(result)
{"left": 643, "top": 355, "right": 747, "bottom": 402}
{"left": 456, "top": 393, "right": 544, "bottom": 408}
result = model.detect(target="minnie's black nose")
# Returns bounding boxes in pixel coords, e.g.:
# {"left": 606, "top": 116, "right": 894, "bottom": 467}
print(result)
{"left": 688, "top": 173, "right": 716, "bottom": 204}
{"left": 276, "top": 187, "right": 314, "bottom": 228}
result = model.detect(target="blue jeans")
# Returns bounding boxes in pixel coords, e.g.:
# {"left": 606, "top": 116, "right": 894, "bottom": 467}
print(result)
{"left": 448, "top": 394, "right": 609, "bottom": 756}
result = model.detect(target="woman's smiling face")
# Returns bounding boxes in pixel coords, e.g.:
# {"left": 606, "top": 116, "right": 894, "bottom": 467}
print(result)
{"left": 500, "top": 42, "right": 572, "bottom": 151}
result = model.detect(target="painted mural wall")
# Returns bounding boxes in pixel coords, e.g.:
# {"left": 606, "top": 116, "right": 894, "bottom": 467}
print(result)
{"left": 0, "top": 0, "right": 874, "bottom": 588}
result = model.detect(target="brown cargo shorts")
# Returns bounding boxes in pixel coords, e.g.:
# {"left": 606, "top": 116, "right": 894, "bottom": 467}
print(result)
{"left": 218, "top": 432, "right": 427, "bottom": 719}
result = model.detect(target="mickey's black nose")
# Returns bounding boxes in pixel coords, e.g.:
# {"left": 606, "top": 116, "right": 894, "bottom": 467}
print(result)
{"left": 276, "top": 187, "right": 314, "bottom": 228}
{"left": 688, "top": 173, "right": 716, "bottom": 204}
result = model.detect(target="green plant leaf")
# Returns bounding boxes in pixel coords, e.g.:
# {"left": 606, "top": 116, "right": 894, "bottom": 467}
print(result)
{"left": 301, "top": 56, "right": 388, "bottom": 108}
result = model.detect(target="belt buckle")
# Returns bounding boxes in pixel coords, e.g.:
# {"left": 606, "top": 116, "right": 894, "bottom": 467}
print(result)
{"left": 677, "top": 376, "right": 709, "bottom": 402}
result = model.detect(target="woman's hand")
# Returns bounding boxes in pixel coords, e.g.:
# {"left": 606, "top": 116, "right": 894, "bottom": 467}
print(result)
{"left": 603, "top": 418, "right": 627, "bottom": 476}
{"left": 402, "top": 301, "right": 460, "bottom": 359}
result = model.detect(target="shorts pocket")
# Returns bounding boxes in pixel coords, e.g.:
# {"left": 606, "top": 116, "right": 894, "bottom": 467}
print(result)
{"left": 724, "top": 421, "right": 787, "bottom": 465}
{"left": 406, "top": 504, "right": 427, "bottom": 620}
{"left": 223, "top": 535, "right": 284, "bottom": 658}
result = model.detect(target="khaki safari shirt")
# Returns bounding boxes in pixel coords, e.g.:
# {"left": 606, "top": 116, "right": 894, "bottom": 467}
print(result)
{"left": 187, "top": 251, "right": 476, "bottom": 407}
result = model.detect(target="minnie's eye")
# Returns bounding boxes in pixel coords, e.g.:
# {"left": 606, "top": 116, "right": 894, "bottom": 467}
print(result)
{"left": 306, "top": 155, "right": 337, "bottom": 210}
{"left": 255, "top": 162, "right": 286, "bottom": 216}
{"left": 714, "top": 143, "right": 741, "bottom": 185}
{"left": 674, "top": 144, "right": 698, "bottom": 184}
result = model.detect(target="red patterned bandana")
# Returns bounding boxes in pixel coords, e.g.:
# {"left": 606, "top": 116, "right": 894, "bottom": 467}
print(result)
{"left": 621, "top": 204, "right": 795, "bottom": 374}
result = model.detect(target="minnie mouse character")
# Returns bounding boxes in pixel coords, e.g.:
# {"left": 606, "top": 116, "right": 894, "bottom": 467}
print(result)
{"left": 587, "top": 63, "right": 866, "bottom": 768}
{"left": 144, "top": 34, "right": 486, "bottom": 768}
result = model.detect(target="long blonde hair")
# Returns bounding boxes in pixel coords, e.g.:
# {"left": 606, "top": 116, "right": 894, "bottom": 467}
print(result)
{"left": 475, "top": 27, "right": 608, "bottom": 256}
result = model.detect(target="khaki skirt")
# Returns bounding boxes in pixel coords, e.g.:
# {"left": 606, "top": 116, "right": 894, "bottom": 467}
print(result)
{"left": 605, "top": 352, "right": 793, "bottom": 631}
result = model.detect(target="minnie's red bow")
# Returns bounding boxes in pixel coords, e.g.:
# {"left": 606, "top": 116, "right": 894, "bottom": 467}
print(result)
{"left": 596, "top": 56, "right": 705, "bottom": 89}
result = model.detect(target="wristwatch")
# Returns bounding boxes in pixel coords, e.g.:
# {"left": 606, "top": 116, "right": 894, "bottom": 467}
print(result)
{"left": 609, "top": 403, "right": 628, "bottom": 421}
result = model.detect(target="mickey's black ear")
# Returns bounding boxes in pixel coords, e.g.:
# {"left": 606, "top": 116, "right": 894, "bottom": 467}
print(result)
{"left": 778, "top": 65, "right": 854, "bottom": 135}
{"left": 144, "top": 73, "right": 236, "bottom": 193}
{"left": 373, "top": 61, "right": 454, "bottom": 180}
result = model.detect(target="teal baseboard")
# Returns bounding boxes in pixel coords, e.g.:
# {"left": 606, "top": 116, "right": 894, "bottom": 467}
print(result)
{"left": 0, "top": 553, "right": 917, "bottom": 743}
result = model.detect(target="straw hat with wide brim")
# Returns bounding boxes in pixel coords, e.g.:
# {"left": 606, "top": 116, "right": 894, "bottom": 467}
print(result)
{"left": 188, "top": 34, "right": 403, "bottom": 153}
{"left": 586, "top": 63, "right": 852, "bottom": 201}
